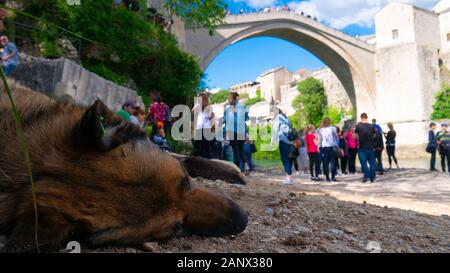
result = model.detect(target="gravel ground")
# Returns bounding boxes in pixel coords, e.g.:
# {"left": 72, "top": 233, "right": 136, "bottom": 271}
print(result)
{"left": 1, "top": 168, "right": 449, "bottom": 253}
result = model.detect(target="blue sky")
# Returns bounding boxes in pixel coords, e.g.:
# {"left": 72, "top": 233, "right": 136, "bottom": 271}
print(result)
{"left": 204, "top": 0, "right": 439, "bottom": 90}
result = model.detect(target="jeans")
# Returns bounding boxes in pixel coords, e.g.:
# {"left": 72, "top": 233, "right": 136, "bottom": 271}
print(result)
{"left": 358, "top": 148, "right": 376, "bottom": 181}
{"left": 348, "top": 148, "right": 358, "bottom": 174}
{"left": 430, "top": 147, "right": 437, "bottom": 170}
{"left": 322, "top": 146, "right": 336, "bottom": 179}
{"left": 231, "top": 140, "right": 246, "bottom": 172}
{"left": 279, "top": 141, "right": 293, "bottom": 175}
{"left": 240, "top": 144, "right": 255, "bottom": 171}
{"left": 3, "top": 63, "right": 18, "bottom": 76}
{"left": 308, "top": 152, "right": 320, "bottom": 178}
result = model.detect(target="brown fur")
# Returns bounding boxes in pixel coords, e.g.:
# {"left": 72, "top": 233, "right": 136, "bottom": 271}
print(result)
{"left": 0, "top": 83, "right": 247, "bottom": 252}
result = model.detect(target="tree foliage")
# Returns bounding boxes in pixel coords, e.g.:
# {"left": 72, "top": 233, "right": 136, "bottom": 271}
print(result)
{"left": 17, "top": 0, "right": 202, "bottom": 107}
{"left": 431, "top": 85, "right": 450, "bottom": 120}
{"left": 165, "top": 0, "right": 227, "bottom": 35}
{"left": 211, "top": 90, "right": 229, "bottom": 104}
{"left": 244, "top": 97, "right": 264, "bottom": 107}
{"left": 291, "top": 77, "right": 327, "bottom": 128}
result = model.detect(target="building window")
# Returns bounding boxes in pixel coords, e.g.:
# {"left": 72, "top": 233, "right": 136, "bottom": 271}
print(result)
{"left": 392, "top": 29, "right": 399, "bottom": 39}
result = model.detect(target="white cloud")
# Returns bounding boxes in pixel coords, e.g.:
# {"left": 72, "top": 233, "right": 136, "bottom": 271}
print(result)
{"left": 234, "top": 0, "right": 278, "bottom": 8}
{"left": 286, "top": 0, "right": 440, "bottom": 29}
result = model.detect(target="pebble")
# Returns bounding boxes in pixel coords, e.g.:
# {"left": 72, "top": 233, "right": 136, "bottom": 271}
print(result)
{"left": 365, "top": 241, "right": 382, "bottom": 253}
{"left": 330, "top": 229, "right": 344, "bottom": 237}
{"left": 142, "top": 242, "right": 160, "bottom": 253}
{"left": 265, "top": 208, "right": 274, "bottom": 215}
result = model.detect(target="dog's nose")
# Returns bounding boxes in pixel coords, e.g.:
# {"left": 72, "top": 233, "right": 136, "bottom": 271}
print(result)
{"left": 223, "top": 200, "right": 248, "bottom": 235}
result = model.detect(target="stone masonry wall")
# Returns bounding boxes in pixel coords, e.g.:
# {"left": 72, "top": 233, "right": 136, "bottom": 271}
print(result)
{"left": 9, "top": 55, "right": 144, "bottom": 112}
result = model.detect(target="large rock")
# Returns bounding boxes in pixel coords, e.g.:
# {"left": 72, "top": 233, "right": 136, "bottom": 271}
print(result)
{"left": 9, "top": 57, "right": 144, "bottom": 111}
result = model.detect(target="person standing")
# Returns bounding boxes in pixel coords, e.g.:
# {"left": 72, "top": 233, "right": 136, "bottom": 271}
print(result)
{"left": 436, "top": 123, "right": 450, "bottom": 174}
{"left": 241, "top": 133, "right": 256, "bottom": 174}
{"left": 317, "top": 117, "right": 338, "bottom": 182}
{"left": 298, "top": 130, "right": 309, "bottom": 175}
{"left": 271, "top": 107, "right": 295, "bottom": 185}
{"left": 374, "top": 127, "right": 384, "bottom": 175}
{"left": 289, "top": 137, "right": 301, "bottom": 176}
{"left": 339, "top": 128, "right": 349, "bottom": 175}
{"left": 347, "top": 127, "right": 358, "bottom": 174}
{"left": 0, "top": 36, "right": 19, "bottom": 76}
{"left": 372, "top": 119, "right": 383, "bottom": 136}
{"left": 427, "top": 123, "right": 438, "bottom": 172}
{"left": 148, "top": 90, "right": 170, "bottom": 132}
{"left": 355, "top": 113, "right": 376, "bottom": 183}
{"left": 192, "top": 93, "right": 215, "bottom": 159}
{"left": 306, "top": 125, "right": 321, "bottom": 181}
{"left": 224, "top": 92, "right": 248, "bottom": 173}
{"left": 384, "top": 122, "right": 399, "bottom": 170}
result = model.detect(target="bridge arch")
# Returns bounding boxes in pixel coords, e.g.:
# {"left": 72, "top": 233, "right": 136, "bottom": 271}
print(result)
{"left": 185, "top": 13, "right": 377, "bottom": 116}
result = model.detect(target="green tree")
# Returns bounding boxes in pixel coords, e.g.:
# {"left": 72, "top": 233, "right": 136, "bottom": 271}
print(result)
{"left": 211, "top": 90, "right": 230, "bottom": 104}
{"left": 244, "top": 97, "right": 264, "bottom": 107}
{"left": 291, "top": 78, "right": 327, "bottom": 128}
{"left": 165, "top": 0, "right": 227, "bottom": 35}
{"left": 431, "top": 85, "right": 450, "bottom": 120}
{"left": 17, "top": 0, "right": 203, "bottom": 107}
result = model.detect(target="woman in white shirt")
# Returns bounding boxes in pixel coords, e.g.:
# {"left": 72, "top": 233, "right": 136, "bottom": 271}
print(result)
{"left": 192, "top": 93, "right": 215, "bottom": 159}
{"left": 317, "top": 117, "right": 338, "bottom": 182}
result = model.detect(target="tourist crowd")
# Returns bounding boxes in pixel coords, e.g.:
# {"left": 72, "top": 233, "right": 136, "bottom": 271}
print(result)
{"left": 117, "top": 90, "right": 172, "bottom": 152}
{"left": 118, "top": 91, "right": 449, "bottom": 184}
{"left": 225, "top": 5, "right": 318, "bottom": 21}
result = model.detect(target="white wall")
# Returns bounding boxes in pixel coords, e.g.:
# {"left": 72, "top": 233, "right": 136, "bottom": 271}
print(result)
{"left": 375, "top": 3, "right": 442, "bottom": 146}
{"left": 439, "top": 11, "right": 450, "bottom": 54}
{"left": 375, "top": 3, "right": 416, "bottom": 49}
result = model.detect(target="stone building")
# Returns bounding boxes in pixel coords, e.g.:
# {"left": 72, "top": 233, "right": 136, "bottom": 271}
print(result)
{"left": 374, "top": 1, "right": 450, "bottom": 149}
{"left": 258, "top": 67, "right": 293, "bottom": 102}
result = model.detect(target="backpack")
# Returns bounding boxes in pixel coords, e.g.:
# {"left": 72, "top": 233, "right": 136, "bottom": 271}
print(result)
{"left": 287, "top": 128, "right": 298, "bottom": 141}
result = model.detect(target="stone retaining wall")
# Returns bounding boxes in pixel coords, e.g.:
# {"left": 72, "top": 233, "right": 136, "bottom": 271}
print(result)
{"left": 9, "top": 56, "right": 144, "bottom": 111}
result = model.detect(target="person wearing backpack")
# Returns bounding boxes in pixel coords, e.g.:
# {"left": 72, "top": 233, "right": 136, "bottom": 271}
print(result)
{"left": 317, "top": 117, "right": 339, "bottom": 182}
{"left": 271, "top": 107, "right": 295, "bottom": 185}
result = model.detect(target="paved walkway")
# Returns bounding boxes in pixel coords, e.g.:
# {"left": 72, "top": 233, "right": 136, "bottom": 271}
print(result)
{"left": 250, "top": 162, "right": 450, "bottom": 216}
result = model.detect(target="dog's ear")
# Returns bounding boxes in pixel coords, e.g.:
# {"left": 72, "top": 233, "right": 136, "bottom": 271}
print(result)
{"left": 75, "top": 100, "right": 147, "bottom": 152}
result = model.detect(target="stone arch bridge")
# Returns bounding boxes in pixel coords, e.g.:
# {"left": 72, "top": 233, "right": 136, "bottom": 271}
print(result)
{"left": 185, "top": 12, "right": 377, "bottom": 117}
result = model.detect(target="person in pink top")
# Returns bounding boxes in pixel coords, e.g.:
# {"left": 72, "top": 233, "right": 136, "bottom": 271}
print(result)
{"left": 148, "top": 90, "right": 170, "bottom": 132}
{"left": 347, "top": 127, "right": 358, "bottom": 174}
{"left": 305, "top": 125, "right": 321, "bottom": 181}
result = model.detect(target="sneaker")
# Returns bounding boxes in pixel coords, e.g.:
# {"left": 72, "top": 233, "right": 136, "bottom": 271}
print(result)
{"left": 331, "top": 177, "right": 338, "bottom": 182}
{"left": 296, "top": 172, "right": 301, "bottom": 176}
{"left": 326, "top": 176, "right": 331, "bottom": 182}
{"left": 283, "top": 179, "right": 294, "bottom": 185}
{"left": 310, "top": 177, "right": 315, "bottom": 181}
{"left": 315, "top": 177, "right": 323, "bottom": 182}
{"left": 362, "top": 178, "right": 368, "bottom": 183}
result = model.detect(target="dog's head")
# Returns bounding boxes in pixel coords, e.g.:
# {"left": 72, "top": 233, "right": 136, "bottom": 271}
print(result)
{"left": 29, "top": 100, "right": 247, "bottom": 249}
